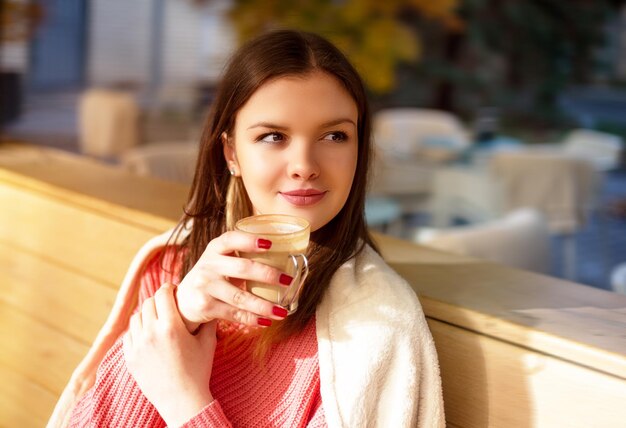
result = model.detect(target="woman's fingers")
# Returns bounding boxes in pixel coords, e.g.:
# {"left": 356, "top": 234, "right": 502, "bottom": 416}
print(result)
{"left": 212, "top": 280, "right": 287, "bottom": 320}
{"left": 141, "top": 295, "right": 158, "bottom": 326}
{"left": 206, "top": 254, "right": 293, "bottom": 288}
{"left": 153, "top": 283, "right": 184, "bottom": 328}
{"left": 196, "top": 321, "right": 217, "bottom": 347}
{"left": 192, "top": 277, "right": 287, "bottom": 322}
{"left": 206, "top": 230, "right": 272, "bottom": 256}
{"left": 128, "top": 310, "right": 142, "bottom": 344}
{"left": 198, "top": 297, "right": 276, "bottom": 327}
{"left": 175, "top": 230, "right": 295, "bottom": 331}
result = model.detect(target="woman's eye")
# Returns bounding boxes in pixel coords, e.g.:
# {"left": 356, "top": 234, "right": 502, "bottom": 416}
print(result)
{"left": 323, "top": 131, "right": 348, "bottom": 142}
{"left": 258, "top": 132, "right": 284, "bottom": 143}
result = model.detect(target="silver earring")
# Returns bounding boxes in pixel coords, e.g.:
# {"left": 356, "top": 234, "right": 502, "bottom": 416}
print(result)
{"left": 229, "top": 169, "right": 236, "bottom": 176}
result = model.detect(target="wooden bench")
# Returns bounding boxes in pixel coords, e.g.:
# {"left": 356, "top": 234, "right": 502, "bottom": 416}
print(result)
{"left": 1, "top": 144, "right": 625, "bottom": 427}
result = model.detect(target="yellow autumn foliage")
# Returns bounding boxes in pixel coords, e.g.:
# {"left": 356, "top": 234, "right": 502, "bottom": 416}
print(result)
{"left": 229, "top": 0, "right": 460, "bottom": 93}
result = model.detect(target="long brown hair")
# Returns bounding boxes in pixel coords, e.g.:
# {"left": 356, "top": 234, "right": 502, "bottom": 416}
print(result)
{"left": 170, "top": 29, "right": 379, "bottom": 344}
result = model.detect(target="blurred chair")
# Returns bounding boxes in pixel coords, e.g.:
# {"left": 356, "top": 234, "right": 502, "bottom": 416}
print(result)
{"left": 490, "top": 151, "right": 598, "bottom": 235}
{"left": 120, "top": 141, "right": 199, "bottom": 184}
{"left": 529, "top": 129, "right": 623, "bottom": 172}
{"left": 427, "top": 152, "right": 597, "bottom": 280}
{"left": 370, "top": 108, "right": 472, "bottom": 217}
{"left": 79, "top": 89, "right": 140, "bottom": 159}
{"left": 414, "top": 209, "right": 551, "bottom": 274}
{"left": 427, "top": 166, "right": 504, "bottom": 228}
{"left": 369, "top": 148, "right": 436, "bottom": 199}
{"left": 561, "top": 129, "right": 623, "bottom": 172}
{"left": 610, "top": 263, "right": 626, "bottom": 295}
{"left": 490, "top": 151, "right": 598, "bottom": 280}
{"left": 373, "top": 108, "right": 471, "bottom": 162}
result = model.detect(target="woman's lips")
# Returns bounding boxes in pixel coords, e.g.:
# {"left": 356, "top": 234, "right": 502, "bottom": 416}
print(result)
{"left": 280, "top": 190, "right": 327, "bottom": 206}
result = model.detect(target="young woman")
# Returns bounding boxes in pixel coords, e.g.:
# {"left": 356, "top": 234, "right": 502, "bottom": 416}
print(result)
{"left": 53, "top": 30, "right": 444, "bottom": 427}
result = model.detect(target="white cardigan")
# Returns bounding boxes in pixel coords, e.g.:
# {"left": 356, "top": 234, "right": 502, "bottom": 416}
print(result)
{"left": 48, "top": 227, "right": 445, "bottom": 427}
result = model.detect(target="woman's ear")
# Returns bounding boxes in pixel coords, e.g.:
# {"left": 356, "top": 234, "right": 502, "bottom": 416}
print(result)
{"left": 222, "top": 132, "right": 239, "bottom": 176}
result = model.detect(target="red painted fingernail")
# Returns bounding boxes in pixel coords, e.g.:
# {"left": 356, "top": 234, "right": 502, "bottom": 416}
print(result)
{"left": 257, "top": 238, "right": 272, "bottom": 249}
{"left": 272, "top": 306, "right": 288, "bottom": 318}
{"left": 257, "top": 317, "right": 272, "bottom": 327}
{"left": 279, "top": 273, "right": 293, "bottom": 286}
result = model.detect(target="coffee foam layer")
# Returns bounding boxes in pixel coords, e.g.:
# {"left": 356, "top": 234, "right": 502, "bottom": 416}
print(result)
{"left": 242, "top": 222, "right": 304, "bottom": 234}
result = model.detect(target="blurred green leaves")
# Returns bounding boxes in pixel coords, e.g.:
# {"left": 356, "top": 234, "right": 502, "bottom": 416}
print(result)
{"left": 228, "top": 0, "right": 461, "bottom": 93}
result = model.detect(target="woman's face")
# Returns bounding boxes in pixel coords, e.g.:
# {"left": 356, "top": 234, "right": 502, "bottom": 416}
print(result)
{"left": 223, "top": 71, "right": 359, "bottom": 232}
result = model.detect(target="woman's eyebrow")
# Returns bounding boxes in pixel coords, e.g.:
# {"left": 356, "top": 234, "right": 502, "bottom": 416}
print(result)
{"left": 247, "top": 122, "right": 289, "bottom": 131}
{"left": 319, "top": 118, "right": 356, "bottom": 128}
{"left": 247, "top": 118, "right": 356, "bottom": 130}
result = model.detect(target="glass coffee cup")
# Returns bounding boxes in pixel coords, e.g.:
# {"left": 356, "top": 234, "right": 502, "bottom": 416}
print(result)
{"left": 235, "top": 214, "right": 310, "bottom": 314}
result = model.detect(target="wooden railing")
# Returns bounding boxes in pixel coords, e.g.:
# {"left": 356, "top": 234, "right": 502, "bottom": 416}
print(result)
{"left": 1, "top": 143, "right": 625, "bottom": 427}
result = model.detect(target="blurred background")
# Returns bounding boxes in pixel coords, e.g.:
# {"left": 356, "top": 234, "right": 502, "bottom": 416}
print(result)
{"left": 1, "top": 0, "right": 626, "bottom": 291}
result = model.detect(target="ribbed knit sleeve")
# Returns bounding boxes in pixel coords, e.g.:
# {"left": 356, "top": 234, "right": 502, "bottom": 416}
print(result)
{"left": 68, "top": 246, "right": 325, "bottom": 427}
{"left": 68, "top": 339, "right": 235, "bottom": 427}
{"left": 181, "top": 401, "right": 233, "bottom": 427}
{"left": 68, "top": 340, "right": 165, "bottom": 427}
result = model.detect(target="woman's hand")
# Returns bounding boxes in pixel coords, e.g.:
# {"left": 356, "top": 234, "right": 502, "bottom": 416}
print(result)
{"left": 176, "top": 231, "right": 292, "bottom": 333}
{"left": 123, "top": 283, "right": 216, "bottom": 427}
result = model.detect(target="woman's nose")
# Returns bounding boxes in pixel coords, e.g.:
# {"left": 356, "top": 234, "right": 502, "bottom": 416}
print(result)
{"left": 287, "top": 141, "right": 320, "bottom": 181}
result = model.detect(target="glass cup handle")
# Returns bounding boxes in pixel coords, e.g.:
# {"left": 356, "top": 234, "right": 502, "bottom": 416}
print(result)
{"left": 280, "top": 253, "right": 309, "bottom": 309}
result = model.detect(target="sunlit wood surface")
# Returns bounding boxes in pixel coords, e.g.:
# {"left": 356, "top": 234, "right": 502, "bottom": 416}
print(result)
{"left": 1, "top": 143, "right": 625, "bottom": 427}
{"left": 375, "top": 233, "right": 626, "bottom": 379}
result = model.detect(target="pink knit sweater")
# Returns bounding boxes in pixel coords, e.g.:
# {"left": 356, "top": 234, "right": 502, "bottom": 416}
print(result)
{"left": 68, "top": 250, "right": 326, "bottom": 427}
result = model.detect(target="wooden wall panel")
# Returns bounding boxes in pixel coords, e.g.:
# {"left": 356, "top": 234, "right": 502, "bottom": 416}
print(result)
{"left": 0, "top": 301, "right": 89, "bottom": 396}
{"left": 429, "top": 319, "right": 626, "bottom": 427}
{"left": 0, "top": 182, "right": 159, "bottom": 288}
{"left": 0, "top": 148, "right": 180, "bottom": 427}
{"left": 0, "top": 363, "right": 57, "bottom": 428}
{"left": 0, "top": 242, "right": 117, "bottom": 344}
